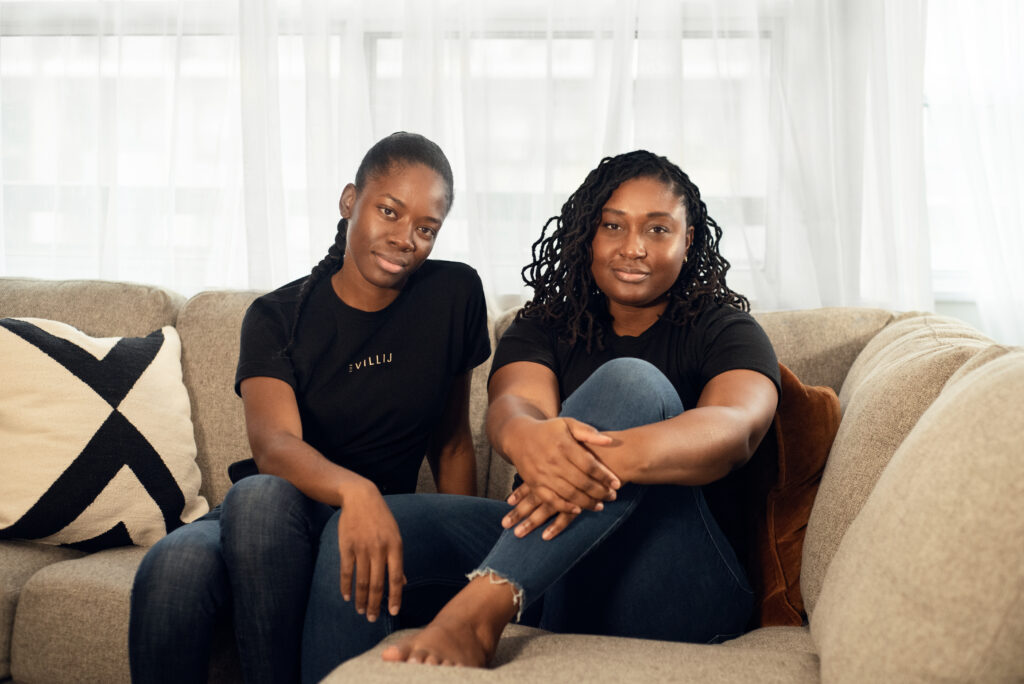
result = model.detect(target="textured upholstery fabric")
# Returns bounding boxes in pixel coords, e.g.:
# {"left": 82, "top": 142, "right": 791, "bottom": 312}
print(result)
{"left": 176, "top": 291, "right": 260, "bottom": 506}
{"left": 812, "top": 351, "right": 1024, "bottom": 683}
{"left": 801, "top": 315, "right": 991, "bottom": 617}
{"left": 0, "top": 541, "right": 83, "bottom": 679}
{"left": 324, "top": 624, "right": 821, "bottom": 683}
{"left": 0, "top": 277, "right": 182, "bottom": 338}
{"left": 752, "top": 308, "right": 893, "bottom": 394}
{"left": 10, "top": 545, "right": 145, "bottom": 684}
{"left": 721, "top": 625, "right": 815, "bottom": 653}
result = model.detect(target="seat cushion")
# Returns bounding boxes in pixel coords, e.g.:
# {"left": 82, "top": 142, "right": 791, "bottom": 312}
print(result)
{"left": 323, "top": 624, "right": 821, "bottom": 683}
{"left": 10, "top": 546, "right": 146, "bottom": 684}
{"left": 0, "top": 541, "right": 84, "bottom": 679}
{"left": 812, "top": 351, "right": 1024, "bottom": 682}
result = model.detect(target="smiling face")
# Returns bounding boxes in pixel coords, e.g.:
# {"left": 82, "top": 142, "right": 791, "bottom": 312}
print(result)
{"left": 589, "top": 175, "right": 693, "bottom": 333}
{"left": 333, "top": 162, "right": 449, "bottom": 311}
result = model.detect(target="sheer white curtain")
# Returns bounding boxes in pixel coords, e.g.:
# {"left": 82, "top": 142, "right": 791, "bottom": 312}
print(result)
{"left": 924, "top": 0, "right": 1024, "bottom": 345}
{"left": 2, "top": 0, "right": 1017, "bottom": 341}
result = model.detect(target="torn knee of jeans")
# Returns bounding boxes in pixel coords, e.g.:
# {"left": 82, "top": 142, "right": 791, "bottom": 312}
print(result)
{"left": 466, "top": 567, "right": 525, "bottom": 622}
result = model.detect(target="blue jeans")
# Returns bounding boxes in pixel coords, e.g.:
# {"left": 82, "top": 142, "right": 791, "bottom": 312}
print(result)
{"left": 301, "top": 358, "right": 753, "bottom": 683}
{"left": 129, "top": 474, "right": 335, "bottom": 684}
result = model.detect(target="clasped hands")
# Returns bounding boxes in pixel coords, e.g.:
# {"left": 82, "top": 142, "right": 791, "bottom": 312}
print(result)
{"left": 502, "top": 416, "right": 622, "bottom": 541}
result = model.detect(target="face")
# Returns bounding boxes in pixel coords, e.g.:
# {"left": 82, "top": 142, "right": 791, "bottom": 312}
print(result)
{"left": 335, "top": 162, "right": 449, "bottom": 309}
{"left": 590, "top": 176, "right": 693, "bottom": 320}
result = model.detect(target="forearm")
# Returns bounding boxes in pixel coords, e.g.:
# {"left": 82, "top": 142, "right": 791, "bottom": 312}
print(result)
{"left": 486, "top": 394, "right": 552, "bottom": 465}
{"left": 591, "top": 406, "right": 769, "bottom": 486}
{"left": 252, "top": 433, "right": 376, "bottom": 507}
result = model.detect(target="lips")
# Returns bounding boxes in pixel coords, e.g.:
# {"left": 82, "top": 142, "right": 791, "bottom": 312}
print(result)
{"left": 373, "top": 252, "right": 408, "bottom": 274}
{"left": 611, "top": 267, "right": 650, "bottom": 283}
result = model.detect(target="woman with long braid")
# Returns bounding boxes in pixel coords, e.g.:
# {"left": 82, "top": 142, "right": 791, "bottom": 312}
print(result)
{"left": 303, "top": 149, "right": 780, "bottom": 676}
{"left": 129, "top": 132, "right": 489, "bottom": 683}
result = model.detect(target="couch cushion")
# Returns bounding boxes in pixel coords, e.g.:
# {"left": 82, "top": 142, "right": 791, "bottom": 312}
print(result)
{"left": 0, "top": 277, "right": 182, "bottom": 337}
{"left": 324, "top": 624, "right": 821, "bottom": 683}
{"left": 10, "top": 546, "right": 145, "bottom": 683}
{"left": 0, "top": 318, "right": 208, "bottom": 550}
{"left": 811, "top": 350, "right": 1024, "bottom": 682}
{"left": 752, "top": 307, "right": 893, "bottom": 394}
{"left": 721, "top": 625, "right": 815, "bottom": 653}
{"left": 0, "top": 541, "right": 84, "bottom": 679}
{"left": 176, "top": 291, "right": 261, "bottom": 506}
{"left": 800, "top": 314, "right": 992, "bottom": 616}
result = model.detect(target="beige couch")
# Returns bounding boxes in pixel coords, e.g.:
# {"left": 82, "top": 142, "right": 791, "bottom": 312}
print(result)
{"left": 1, "top": 277, "right": 1021, "bottom": 684}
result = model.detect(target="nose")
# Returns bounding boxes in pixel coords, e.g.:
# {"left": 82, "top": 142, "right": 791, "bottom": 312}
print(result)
{"left": 621, "top": 230, "right": 646, "bottom": 259}
{"left": 388, "top": 220, "right": 416, "bottom": 252}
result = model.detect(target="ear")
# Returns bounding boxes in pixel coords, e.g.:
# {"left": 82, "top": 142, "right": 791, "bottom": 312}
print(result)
{"left": 686, "top": 226, "right": 695, "bottom": 252}
{"left": 339, "top": 183, "right": 357, "bottom": 218}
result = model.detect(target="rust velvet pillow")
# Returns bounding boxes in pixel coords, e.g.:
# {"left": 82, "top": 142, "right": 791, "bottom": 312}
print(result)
{"left": 755, "top": 363, "right": 841, "bottom": 626}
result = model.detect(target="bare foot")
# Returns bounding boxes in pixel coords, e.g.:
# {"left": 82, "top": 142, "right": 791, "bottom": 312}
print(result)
{"left": 381, "top": 574, "right": 519, "bottom": 667}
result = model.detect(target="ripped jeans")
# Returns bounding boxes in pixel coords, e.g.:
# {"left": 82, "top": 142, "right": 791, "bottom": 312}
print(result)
{"left": 301, "top": 358, "right": 753, "bottom": 683}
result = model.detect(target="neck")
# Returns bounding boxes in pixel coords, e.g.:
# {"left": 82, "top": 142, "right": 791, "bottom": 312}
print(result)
{"left": 330, "top": 267, "right": 401, "bottom": 312}
{"left": 606, "top": 298, "right": 668, "bottom": 337}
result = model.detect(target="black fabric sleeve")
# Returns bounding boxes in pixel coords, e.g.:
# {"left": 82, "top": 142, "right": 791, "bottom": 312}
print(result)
{"left": 458, "top": 267, "right": 492, "bottom": 374}
{"left": 489, "top": 314, "right": 558, "bottom": 381}
{"left": 234, "top": 298, "right": 298, "bottom": 396}
{"left": 698, "top": 309, "right": 781, "bottom": 396}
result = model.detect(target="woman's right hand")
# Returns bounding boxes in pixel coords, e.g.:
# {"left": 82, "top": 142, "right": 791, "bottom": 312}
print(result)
{"left": 335, "top": 479, "right": 405, "bottom": 623}
{"left": 504, "top": 415, "right": 621, "bottom": 515}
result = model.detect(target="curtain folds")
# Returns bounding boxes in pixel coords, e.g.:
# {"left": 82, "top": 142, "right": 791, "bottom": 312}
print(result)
{"left": 0, "top": 0, "right": 1018, "bottom": 341}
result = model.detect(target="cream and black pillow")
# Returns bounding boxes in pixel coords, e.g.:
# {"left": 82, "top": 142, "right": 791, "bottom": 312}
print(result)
{"left": 0, "top": 318, "right": 208, "bottom": 551}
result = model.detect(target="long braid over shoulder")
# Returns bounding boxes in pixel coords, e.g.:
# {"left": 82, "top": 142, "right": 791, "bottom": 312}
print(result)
{"left": 519, "top": 149, "right": 748, "bottom": 351}
{"left": 283, "top": 132, "right": 454, "bottom": 357}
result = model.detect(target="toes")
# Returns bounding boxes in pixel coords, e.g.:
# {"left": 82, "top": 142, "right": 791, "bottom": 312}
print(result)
{"left": 380, "top": 645, "right": 408, "bottom": 662}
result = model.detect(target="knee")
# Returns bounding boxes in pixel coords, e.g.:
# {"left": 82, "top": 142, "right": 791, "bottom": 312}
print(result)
{"left": 133, "top": 527, "right": 226, "bottom": 610}
{"left": 562, "top": 358, "right": 683, "bottom": 429}
{"left": 220, "top": 474, "right": 309, "bottom": 551}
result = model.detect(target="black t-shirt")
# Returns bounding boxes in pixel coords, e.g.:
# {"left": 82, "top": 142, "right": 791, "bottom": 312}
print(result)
{"left": 491, "top": 304, "right": 781, "bottom": 586}
{"left": 235, "top": 259, "right": 491, "bottom": 495}
{"left": 491, "top": 304, "right": 781, "bottom": 408}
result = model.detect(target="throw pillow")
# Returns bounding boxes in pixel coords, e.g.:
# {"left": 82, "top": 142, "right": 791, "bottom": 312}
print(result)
{"left": 0, "top": 317, "right": 209, "bottom": 551}
{"left": 755, "top": 363, "right": 841, "bottom": 626}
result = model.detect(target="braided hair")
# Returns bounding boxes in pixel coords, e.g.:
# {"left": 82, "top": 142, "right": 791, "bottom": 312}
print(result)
{"left": 283, "top": 132, "right": 454, "bottom": 356}
{"left": 520, "top": 149, "right": 748, "bottom": 351}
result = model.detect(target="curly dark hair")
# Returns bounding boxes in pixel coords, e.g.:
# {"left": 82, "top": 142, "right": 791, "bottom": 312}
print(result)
{"left": 283, "top": 131, "right": 454, "bottom": 356}
{"left": 520, "top": 149, "right": 748, "bottom": 350}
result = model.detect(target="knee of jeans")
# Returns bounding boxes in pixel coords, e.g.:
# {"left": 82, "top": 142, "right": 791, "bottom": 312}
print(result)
{"left": 133, "top": 529, "right": 226, "bottom": 607}
{"left": 220, "top": 474, "right": 307, "bottom": 547}
{"left": 563, "top": 358, "right": 683, "bottom": 427}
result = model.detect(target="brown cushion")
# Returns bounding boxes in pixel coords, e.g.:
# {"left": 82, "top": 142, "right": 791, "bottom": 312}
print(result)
{"left": 755, "top": 364, "right": 840, "bottom": 626}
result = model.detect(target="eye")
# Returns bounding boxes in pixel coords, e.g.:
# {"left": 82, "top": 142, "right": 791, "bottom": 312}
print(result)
{"left": 649, "top": 225, "right": 669, "bottom": 234}
{"left": 417, "top": 225, "right": 438, "bottom": 239}
{"left": 379, "top": 206, "right": 397, "bottom": 218}
{"left": 602, "top": 222, "right": 622, "bottom": 231}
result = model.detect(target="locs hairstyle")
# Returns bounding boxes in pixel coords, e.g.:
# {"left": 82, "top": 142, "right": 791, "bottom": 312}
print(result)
{"left": 519, "top": 149, "right": 748, "bottom": 351}
{"left": 283, "top": 131, "right": 454, "bottom": 356}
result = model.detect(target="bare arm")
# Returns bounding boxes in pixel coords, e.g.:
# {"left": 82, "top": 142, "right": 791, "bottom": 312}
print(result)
{"left": 426, "top": 371, "right": 477, "bottom": 496}
{"left": 239, "top": 376, "right": 403, "bottom": 622}
{"left": 591, "top": 369, "right": 778, "bottom": 486}
{"left": 487, "top": 361, "right": 620, "bottom": 516}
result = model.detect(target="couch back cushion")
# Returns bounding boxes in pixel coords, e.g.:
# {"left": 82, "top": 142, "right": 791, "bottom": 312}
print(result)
{"left": 800, "top": 314, "right": 993, "bottom": 616}
{"left": 176, "top": 291, "right": 260, "bottom": 505}
{"left": 0, "top": 277, "right": 182, "bottom": 337}
{"left": 811, "top": 350, "right": 1024, "bottom": 682}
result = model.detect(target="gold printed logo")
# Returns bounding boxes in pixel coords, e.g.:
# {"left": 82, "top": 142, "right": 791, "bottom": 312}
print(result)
{"left": 348, "top": 352, "right": 394, "bottom": 373}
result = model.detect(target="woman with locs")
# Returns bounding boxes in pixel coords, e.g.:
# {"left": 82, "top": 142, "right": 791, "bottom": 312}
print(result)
{"left": 301, "top": 149, "right": 781, "bottom": 677}
{"left": 129, "top": 132, "right": 490, "bottom": 683}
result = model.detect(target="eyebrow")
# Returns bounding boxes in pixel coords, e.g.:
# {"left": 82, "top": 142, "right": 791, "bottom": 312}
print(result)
{"left": 602, "top": 207, "right": 677, "bottom": 220}
{"left": 382, "top": 194, "right": 442, "bottom": 225}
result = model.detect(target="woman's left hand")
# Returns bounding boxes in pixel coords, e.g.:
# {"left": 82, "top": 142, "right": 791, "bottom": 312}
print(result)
{"left": 502, "top": 483, "right": 580, "bottom": 540}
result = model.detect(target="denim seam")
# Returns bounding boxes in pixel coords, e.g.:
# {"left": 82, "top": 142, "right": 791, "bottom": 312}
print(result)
{"left": 693, "top": 488, "right": 753, "bottom": 594}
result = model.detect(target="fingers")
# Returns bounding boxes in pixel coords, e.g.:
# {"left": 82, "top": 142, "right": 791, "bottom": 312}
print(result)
{"left": 339, "top": 542, "right": 355, "bottom": 602}
{"left": 502, "top": 486, "right": 579, "bottom": 530}
{"left": 564, "top": 417, "right": 614, "bottom": 446}
{"left": 506, "top": 483, "right": 530, "bottom": 506}
{"left": 365, "top": 553, "right": 386, "bottom": 622}
{"left": 542, "top": 511, "right": 579, "bottom": 540}
{"left": 354, "top": 549, "right": 371, "bottom": 616}
{"left": 511, "top": 499, "right": 560, "bottom": 538}
{"left": 387, "top": 544, "right": 404, "bottom": 618}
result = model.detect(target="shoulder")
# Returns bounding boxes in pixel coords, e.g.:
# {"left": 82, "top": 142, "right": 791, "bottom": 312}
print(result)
{"left": 413, "top": 259, "right": 483, "bottom": 288}
{"left": 247, "top": 276, "right": 309, "bottom": 317}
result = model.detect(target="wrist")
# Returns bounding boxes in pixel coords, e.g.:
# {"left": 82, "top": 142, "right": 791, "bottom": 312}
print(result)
{"left": 336, "top": 474, "right": 376, "bottom": 507}
{"left": 497, "top": 414, "right": 542, "bottom": 466}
